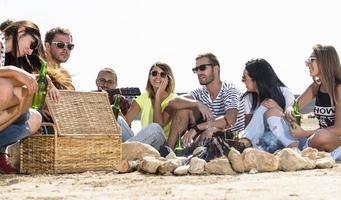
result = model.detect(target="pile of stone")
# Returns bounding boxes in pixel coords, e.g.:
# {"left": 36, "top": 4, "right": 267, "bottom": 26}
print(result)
{"left": 117, "top": 141, "right": 336, "bottom": 175}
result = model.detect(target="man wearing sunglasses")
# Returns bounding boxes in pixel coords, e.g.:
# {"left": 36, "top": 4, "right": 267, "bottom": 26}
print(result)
{"left": 167, "top": 53, "right": 245, "bottom": 150}
{"left": 44, "top": 27, "right": 75, "bottom": 90}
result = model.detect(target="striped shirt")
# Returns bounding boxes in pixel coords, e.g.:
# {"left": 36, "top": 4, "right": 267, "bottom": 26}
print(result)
{"left": 190, "top": 82, "right": 245, "bottom": 132}
{"left": 0, "top": 31, "right": 5, "bottom": 67}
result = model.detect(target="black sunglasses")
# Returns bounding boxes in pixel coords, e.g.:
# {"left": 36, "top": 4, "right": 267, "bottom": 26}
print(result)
{"left": 51, "top": 42, "right": 75, "bottom": 50}
{"left": 29, "top": 34, "right": 40, "bottom": 51}
{"left": 150, "top": 70, "right": 167, "bottom": 78}
{"left": 192, "top": 64, "right": 213, "bottom": 73}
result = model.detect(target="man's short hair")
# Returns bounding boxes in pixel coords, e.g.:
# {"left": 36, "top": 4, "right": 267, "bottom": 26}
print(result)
{"left": 97, "top": 67, "right": 117, "bottom": 81}
{"left": 45, "top": 27, "right": 72, "bottom": 43}
{"left": 195, "top": 53, "right": 220, "bottom": 67}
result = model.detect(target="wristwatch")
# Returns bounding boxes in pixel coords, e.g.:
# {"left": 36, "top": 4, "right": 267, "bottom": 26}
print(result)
{"left": 190, "top": 124, "right": 201, "bottom": 132}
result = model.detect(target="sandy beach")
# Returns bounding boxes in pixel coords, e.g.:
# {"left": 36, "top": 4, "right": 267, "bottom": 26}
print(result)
{"left": 1, "top": 117, "right": 340, "bottom": 200}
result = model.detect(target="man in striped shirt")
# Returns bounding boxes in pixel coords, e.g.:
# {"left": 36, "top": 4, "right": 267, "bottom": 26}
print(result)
{"left": 167, "top": 53, "right": 245, "bottom": 149}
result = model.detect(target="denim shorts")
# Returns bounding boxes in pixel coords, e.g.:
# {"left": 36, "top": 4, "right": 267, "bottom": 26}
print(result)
{"left": 0, "top": 112, "right": 31, "bottom": 153}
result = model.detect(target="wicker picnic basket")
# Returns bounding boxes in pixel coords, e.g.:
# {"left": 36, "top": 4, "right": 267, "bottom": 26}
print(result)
{"left": 19, "top": 90, "right": 122, "bottom": 174}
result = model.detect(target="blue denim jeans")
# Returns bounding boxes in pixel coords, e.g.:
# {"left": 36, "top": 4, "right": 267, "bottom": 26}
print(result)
{"left": 117, "top": 116, "right": 166, "bottom": 150}
{"left": 241, "top": 105, "right": 298, "bottom": 153}
{"left": 0, "top": 112, "right": 31, "bottom": 153}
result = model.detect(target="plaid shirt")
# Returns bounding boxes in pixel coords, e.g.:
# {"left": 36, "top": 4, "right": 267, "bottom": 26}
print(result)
{"left": 109, "top": 95, "right": 131, "bottom": 116}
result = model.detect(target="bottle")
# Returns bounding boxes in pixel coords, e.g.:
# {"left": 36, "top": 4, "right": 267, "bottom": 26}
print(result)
{"left": 32, "top": 62, "right": 48, "bottom": 109}
{"left": 111, "top": 95, "right": 121, "bottom": 119}
{"left": 292, "top": 99, "right": 302, "bottom": 128}
{"left": 174, "top": 134, "right": 185, "bottom": 157}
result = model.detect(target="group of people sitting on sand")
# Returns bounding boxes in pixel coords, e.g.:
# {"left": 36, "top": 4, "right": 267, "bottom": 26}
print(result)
{"left": 1, "top": 19, "right": 341, "bottom": 174}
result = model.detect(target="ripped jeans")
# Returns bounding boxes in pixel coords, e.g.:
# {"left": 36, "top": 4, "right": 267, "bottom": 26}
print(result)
{"left": 240, "top": 105, "right": 298, "bottom": 153}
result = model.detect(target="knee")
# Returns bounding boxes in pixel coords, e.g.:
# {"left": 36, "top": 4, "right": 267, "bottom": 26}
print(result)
{"left": 309, "top": 130, "right": 331, "bottom": 150}
{"left": 264, "top": 108, "right": 283, "bottom": 119}
{"left": 0, "top": 79, "right": 14, "bottom": 108}
{"left": 27, "top": 109, "right": 42, "bottom": 133}
{"left": 149, "top": 123, "right": 163, "bottom": 133}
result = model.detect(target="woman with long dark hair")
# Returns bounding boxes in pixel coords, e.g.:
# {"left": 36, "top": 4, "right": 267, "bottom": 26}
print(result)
{"left": 0, "top": 20, "right": 44, "bottom": 174}
{"left": 239, "top": 58, "right": 298, "bottom": 153}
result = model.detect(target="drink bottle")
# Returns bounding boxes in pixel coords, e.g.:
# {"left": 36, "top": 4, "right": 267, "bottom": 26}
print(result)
{"left": 32, "top": 62, "right": 48, "bottom": 109}
{"left": 292, "top": 99, "right": 302, "bottom": 128}
{"left": 111, "top": 95, "right": 121, "bottom": 119}
{"left": 175, "top": 134, "right": 185, "bottom": 156}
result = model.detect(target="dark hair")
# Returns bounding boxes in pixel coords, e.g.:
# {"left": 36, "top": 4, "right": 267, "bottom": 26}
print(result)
{"left": 195, "top": 53, "right": 220, "bottom": 67}
{"left": 2, "top": 20, "right": 45, "bottom": 73}
{"left": 0, "top": 19, "right": 14, "bottom": 31}
{"left": 45, "top": 27, "right": 72, "bottom": 44}
{"left": 243, "top": 58, "right": 287, "bottom": 111}
{"left": 146, "top": 62, "right": 175, "bottom": 99}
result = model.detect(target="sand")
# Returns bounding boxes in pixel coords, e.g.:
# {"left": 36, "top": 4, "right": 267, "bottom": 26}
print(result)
{"left": 1, "top": 117, "right": 340, "bottom": 200}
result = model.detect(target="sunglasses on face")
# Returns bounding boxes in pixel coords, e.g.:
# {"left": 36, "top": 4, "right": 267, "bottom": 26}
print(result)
{"left": 29, "top": 34, "right": 40, "bottom": 51}
{"left": 241, "top": 75, "right": 253, "bottom": 82}
{"left": 51, "top": 42, "right": 75, "bottom": 50}
{"left": 192, "top": 64, "right": 213, "bottom": 73}
{"left": 97, "top": 78, "right": 115, "bottom": 86}
{"left": 150, "top": 70, "right": 167, "bottom": 78}
{"left": 305, "top": 57, "right": 316, "bottom": 65}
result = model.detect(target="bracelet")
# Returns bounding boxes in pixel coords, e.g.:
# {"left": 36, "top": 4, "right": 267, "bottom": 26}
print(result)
{"left": 190, "top": 124, "right": 201, "bottom": 132}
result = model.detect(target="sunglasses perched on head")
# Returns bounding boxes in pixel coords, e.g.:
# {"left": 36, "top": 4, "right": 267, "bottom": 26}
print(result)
{"left": 150, "top": 70, "right": 167, "bottom": 78}
{"left": 51, "top": 42, "right": 75, "bottom": 50}
{"left": 192, "top": 64, "right": 213, "bottom": 73}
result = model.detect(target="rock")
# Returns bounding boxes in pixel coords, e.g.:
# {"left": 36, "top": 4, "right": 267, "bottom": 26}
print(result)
{"left": 174, "top": 165, "right": 190, "bottom": 175}
{"left": 116, "top": 159, "right": 140, "bottom": 173}
{"left": 158, "top": 159, "right": 181, "bottom": 175}
{"left": 228, "top": 147, "right": 244, "bottom": 173}
{"left": 242, "top": 148, "right": 278, "bottom": 172}
{"left": 176, "top": 157, "right": 188, "bottom": 166}
{"left": 122, "top": 142, "right": 160, "bottom": 161}
{"left": 317, "top": 151, "right": 332, "bottom": 159}
{"left": 316, "top": 157, "right": 335, "bottom": 169}
{"left": 205, "top": 158, "right": 236, "bottom": 175}
{"left": 189, "top": 157, "right": 206, "bottom": 175}
{"left": 140, "top": 157, "right": 164, "bottom": 174}
{"left": 302, "top": 147, "right": 319, "bottom": 160}
{"left": 277, "top": 148, "right": 316, "bottom": 171}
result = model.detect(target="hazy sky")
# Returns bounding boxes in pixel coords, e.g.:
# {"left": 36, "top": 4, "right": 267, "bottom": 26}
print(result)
{"left": 2, "top": 0, "right": 341, "bottom": 94}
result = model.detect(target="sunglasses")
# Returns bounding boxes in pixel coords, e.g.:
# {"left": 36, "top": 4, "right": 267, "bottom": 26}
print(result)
{"left": 241, "top": 75, "right": 253, "bottom": 82}
{"left": 51, "top": 42, "right": 75, "bottom": 50}
{"left": 305, "top": 57, "right": 316, "bottom": 65}
{"left": 29, "top": 34, "right": 40, "bottom": 51}
{"left": 192, "top": 64, "right": 213, "bottom": 73}
{"left": 150, "top": 70, "right": 167, "bottom": 78}
{"left": 97, "top": 78, "right": 115, "bottom": 86}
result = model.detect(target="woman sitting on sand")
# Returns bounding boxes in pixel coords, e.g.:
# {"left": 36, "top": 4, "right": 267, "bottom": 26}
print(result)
{"left": 117, "top": 62, "right": 175, "bottom": 151}
{"left": 285, "top": 44, "right": 341, "bottom": 160}
{"left": 0, "top": 20, "right": 45, "bottom": 174}
{"left": 238, "top": 58, "right": 299, "bottom": 153}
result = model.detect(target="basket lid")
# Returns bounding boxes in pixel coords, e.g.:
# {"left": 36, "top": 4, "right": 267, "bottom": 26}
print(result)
{"left": 46, "top": 90, "right": 119, "bottom": 136}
